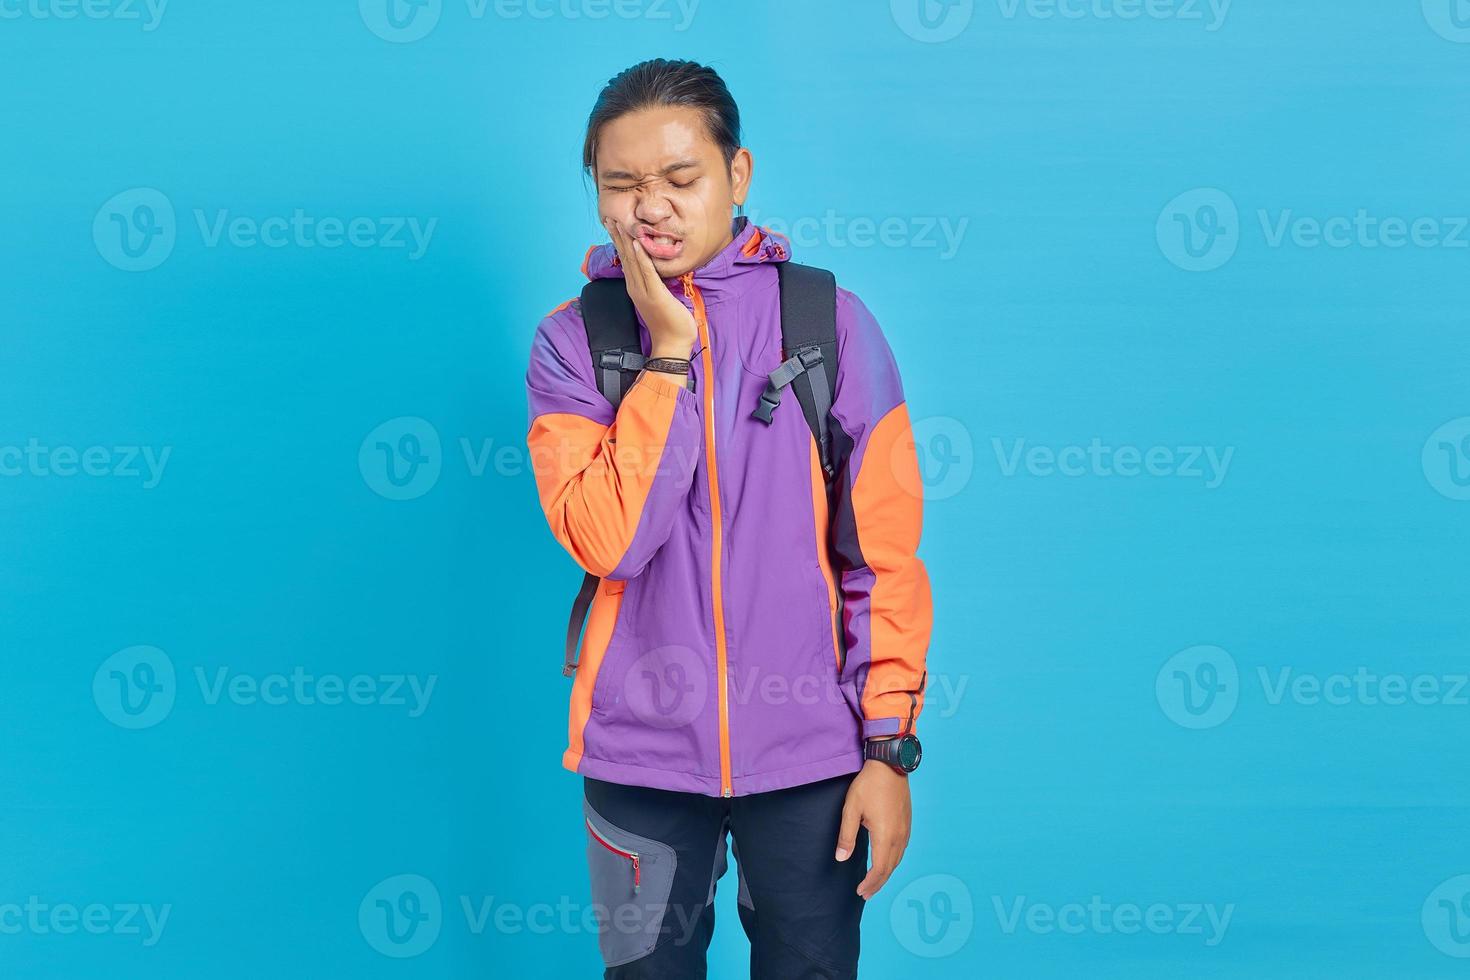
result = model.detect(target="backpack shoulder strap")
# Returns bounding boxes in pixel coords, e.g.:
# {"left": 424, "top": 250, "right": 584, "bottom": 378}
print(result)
{"left": 753, "top": 262, "right": 839, "bottom": 481}
{"left": 579, "top": 277, "right": 647, "bottom": 409}
{"left": 562, "top": 278, "right": 647, "bottom": 677}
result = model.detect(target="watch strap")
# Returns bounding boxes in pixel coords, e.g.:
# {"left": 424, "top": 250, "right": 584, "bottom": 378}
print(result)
{"left": 864, "top": 734, "right": 920, "bottom": 773}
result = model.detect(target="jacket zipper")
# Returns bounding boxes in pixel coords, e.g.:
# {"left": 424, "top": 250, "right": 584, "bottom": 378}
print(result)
{"left": 681, "top": 271, "right": 734, "bottom": 798}
{"left": 586, "top": 818, "right": 641, "bottom": 894}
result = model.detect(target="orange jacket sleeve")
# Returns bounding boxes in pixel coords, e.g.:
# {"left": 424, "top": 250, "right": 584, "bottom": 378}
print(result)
{"left": 524, "top": 303, "right": 701, "bottom": 579}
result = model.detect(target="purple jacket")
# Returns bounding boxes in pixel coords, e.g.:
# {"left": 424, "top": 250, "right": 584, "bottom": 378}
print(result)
{"left": 526, "top": 216, "right": 933, "bottom": 797}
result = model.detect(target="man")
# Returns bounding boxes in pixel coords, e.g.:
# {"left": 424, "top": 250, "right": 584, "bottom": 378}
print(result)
{"left": 525, "top": 58, "right": 932, "bottom": 978}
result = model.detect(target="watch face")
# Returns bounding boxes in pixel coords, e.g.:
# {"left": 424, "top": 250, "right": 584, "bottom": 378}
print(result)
{"left": 898, "top": 735, "right": 922, "bottom": 771}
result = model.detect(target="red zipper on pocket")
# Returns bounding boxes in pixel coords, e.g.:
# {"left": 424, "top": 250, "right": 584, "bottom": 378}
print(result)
{"left": 587, "top": 818, "right": 641, "bottom": 894}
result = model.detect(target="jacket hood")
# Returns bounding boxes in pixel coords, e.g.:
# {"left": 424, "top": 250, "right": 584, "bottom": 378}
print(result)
{"left": 581, "top": 215, "right": 792, "bottom": 285}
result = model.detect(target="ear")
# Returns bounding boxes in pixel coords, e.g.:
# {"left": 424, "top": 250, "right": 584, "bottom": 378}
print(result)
{"left": 729, "top": 147, "right": 754, "bottom": 208}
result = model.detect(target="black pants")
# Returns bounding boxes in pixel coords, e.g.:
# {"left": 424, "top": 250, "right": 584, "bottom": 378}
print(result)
{"left": 582, "top": 773, "right": 868, "bottom": 979}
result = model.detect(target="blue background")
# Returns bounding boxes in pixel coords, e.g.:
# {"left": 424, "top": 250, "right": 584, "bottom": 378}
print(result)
{"left": 4, "top": 0, "right": 1470, "bottom": 976}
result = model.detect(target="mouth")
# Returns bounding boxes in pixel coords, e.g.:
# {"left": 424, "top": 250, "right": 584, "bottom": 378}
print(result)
{"left": 636, "top": 227, "right": 685, "bottom": 262}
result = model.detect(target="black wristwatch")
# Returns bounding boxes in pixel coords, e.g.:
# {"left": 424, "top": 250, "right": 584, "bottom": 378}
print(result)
{"left": 864, "top": 734, "right": 922, "bottom": 774}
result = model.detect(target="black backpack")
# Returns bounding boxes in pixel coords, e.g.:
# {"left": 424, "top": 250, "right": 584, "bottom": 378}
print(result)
{"left": 561, "top": 262, "right": 840, "bottom": 676}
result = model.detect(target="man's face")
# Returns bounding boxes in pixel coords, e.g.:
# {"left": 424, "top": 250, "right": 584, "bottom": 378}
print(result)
{"left": 594, "top": 105, "right": 752, "bottom": 280}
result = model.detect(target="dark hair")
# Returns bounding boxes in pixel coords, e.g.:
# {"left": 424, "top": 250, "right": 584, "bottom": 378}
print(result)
{"left": 582, "top": 59, "right": 742, "bottom": 175}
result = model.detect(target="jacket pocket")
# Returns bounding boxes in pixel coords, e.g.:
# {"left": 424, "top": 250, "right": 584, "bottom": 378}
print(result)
{"left": 583, "top": 800, "right": 678, "bottom": 968}
{"left": 590, "top": 575, "right": 637, "bottom": 712}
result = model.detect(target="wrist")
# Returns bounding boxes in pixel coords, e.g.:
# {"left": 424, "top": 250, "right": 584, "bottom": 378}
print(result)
{"left": 862, "top": 758, "right": 904, "bottom": 776}
{"left": 649, "top": 341, "right": 694, "bottom": 360}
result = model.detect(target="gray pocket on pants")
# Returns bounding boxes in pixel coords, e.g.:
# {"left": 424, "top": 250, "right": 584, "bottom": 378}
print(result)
{"left": 583, "top": 798, "right": 679, "bottom": 968}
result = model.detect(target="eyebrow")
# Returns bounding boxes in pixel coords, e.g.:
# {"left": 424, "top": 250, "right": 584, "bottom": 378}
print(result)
{"left": 599, "top": 160, "right": 701, "bottom": 183}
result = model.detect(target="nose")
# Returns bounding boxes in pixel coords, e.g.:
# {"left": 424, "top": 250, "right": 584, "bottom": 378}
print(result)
{"left": 632, "top": 186, "right": 673, "bottom": 226}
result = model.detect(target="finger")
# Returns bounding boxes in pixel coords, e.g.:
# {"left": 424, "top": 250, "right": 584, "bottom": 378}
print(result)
{"left": 605, "top": 217, "right": 633, "bottom": 268}
{"left": 602, "top": 217, "right": 628, "bottom": 271}
{"left": 834, "top": 803, "right": 862, "bottom": 862}
{"left": 606, "top": 219, "right": 654, "bottom": 296}
{"left": 623, "top": 230, "right": 660, "bottom": 293}
{"left": 856, "top": 839, "right": 900, "bottom": 900}
{"left": 627, "top": 238, "right": 657, "bottom": 293}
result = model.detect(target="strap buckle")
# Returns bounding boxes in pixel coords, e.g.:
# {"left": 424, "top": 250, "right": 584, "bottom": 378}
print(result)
{"left": 752, "top": 386, "right": 782, "bottom": 424}
{"left": 751, "top": 346, "right": 823, "bottom": 425}
{"left": 600, "top": 350, "right": 645, "bottom": 372}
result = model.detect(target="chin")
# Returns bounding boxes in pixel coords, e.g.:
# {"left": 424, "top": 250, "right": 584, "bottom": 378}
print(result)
{"left": 652, "top": 256, "right": 696, "bottom": 279}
